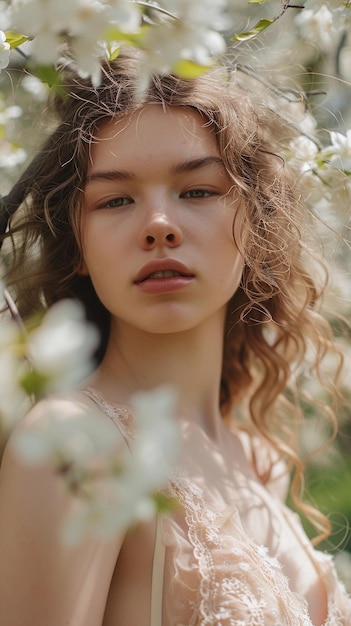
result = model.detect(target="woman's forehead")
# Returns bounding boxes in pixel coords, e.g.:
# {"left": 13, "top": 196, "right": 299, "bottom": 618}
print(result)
{"left": 95, "top": 104, "right": 215, "bottom": 143}
{"left": 88, "top": 104, "right": 220, "bottom": 172}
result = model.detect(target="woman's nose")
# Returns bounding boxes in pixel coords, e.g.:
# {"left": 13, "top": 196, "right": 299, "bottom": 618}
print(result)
{"left": 138, "top": 211, "right": 183, "bottom": 250}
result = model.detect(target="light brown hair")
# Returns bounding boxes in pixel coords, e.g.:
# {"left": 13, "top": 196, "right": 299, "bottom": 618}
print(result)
{"left": 1, "top": 49, "right": 342, "bottom": 541}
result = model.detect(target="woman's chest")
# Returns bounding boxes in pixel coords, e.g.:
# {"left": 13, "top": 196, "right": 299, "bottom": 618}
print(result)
{"left": 166, "top": 462, "right": 328, "bottom": 624}
{"left": 103, "top": 456, "right": 328, "bottom": 626}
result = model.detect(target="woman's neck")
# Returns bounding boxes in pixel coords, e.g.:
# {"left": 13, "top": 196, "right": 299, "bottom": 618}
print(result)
{"left": 91, "top": 314, "right": 226, "bottom": 440}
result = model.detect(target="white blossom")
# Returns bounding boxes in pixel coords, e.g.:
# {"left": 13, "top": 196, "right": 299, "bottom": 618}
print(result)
{"left": 0, "top": 30, "right": 10, "bottom": 71}
{"left": 295, "top": 4, "right": 339, "bottom": 51}
{"left": 320, "top": 166, "right": 351, "bottom": 215}
{"left": 21, "top": 74, "right": 48, "bottom": 101}
{"left": 0, "top": 2, "right": 11, "bottom": 30}
{"left": 299, "top": 170, "right": 327, "bottom": 206}
{"left": 13, "top": 405, "right": 124, "bottom": 465}
{"left": 9, "top": 0, "right": 141, "bottom": 81}
{"left": 10, "top": 0, "right": 101, "bottom": 37}
{"left": 323, "top": 130, "right": 351, "bottom": 172}
{"left": 286, "top": 130, "right": 351, "bottom": 212}
{"left": 0, "top": 105, "right": 23, "bottom": 124}
{"left": 286, "top": 136, "right": 325, "bottom": 203}
{"left": 72, "top": 37, "right": 105, "bottom": 87}
{"left": 161, "top": 0, "right": 228, "bottom": 31}
{"left": 289, "top": 136, "right": 319, "bottom": 169}
{"left": 0, "top": 142, "right": 27, "bottom": 168}
{"left": 30, "top": 31, "right": 61, "bottom": 64}
{"left": 13, "top": 384, "right": 180, "bottom": 543}
{"left": 295, "top": 111, "right": 318, "bottom": 137}
{"left": 108, "top": 0, "right": 140, "bottom": 32}
{"left": 130, "top": 385, "right": 180, "bottom": 490}
{"left": 139, "top": 19, "right": 225, "bottom": 80}
{"left": 28, "top": 299, "right": 99, "bottom": 392}
{"left": 8, "top": 0, "right": 228, "bottom": 83}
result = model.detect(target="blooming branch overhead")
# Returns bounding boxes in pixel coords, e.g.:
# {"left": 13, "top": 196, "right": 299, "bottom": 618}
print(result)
{"left": 0, "top": 1, "right": 350, "bottom": 207}
{"left": 0, "top": 1, "right": 350, "bottom": 86}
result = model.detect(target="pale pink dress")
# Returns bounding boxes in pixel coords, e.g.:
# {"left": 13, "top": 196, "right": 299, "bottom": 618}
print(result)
{"left": 83, "top": 388, "right": 351, "bottom": 626}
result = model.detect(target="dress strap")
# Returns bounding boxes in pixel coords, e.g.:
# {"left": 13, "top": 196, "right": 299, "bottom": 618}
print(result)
{"left": 82, "top": 387, "right": 166, "bottom": 623}
{"left": 151, "top": 515, "right": 166, "bottom": 626}
{"left": 80, "top": 387, "right": 133, "bottom": 451}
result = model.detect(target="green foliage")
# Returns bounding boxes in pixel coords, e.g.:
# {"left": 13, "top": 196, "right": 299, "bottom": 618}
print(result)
{"left": 305, "top": 462, "right": 351, "bottom": 553}
{"left": 30, "top": 64, "right": 65, "bottom": 98}
{"left": 171, "top": 59, "right": 213, "bottom": 78}
{"left": 19, "top": 368, "right": 50, "bottom": 399}
{"left": 103, "top": 24, "right": 149, "bottom": 48}
{"left": 5, "top": 30, "right": 28, "bottom": 49}
{"left": 232, "top": 18, "right": 275, "bottom": 42}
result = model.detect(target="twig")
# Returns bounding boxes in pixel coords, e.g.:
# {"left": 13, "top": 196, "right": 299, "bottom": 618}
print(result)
{"left": 135, "top": 1, "right": 177, "bottom": 20}
{"left": 3, "top": 288, "right": 28, "bottom": 337}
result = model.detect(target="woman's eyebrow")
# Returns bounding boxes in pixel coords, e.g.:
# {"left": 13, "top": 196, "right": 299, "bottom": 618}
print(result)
{"left": 85, "top": 156, "right": 224, "bottom": 186}
{"left": 172, "top": 156, "right": 224, "bottom": 174}
{"left": 85, "top": 169, "right": 135, "bottom": 185}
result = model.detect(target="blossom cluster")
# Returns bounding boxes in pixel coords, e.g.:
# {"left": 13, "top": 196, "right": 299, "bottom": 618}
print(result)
{"left": 0, "top": 28, "right": 9, "bottom": 70}
{"left": 295, "top": 0, "right": 351, "bottom": 52}
{"left": 13, "top": 384, "right": 179, "bottom": 543}
{"left": 0, "top": 295, "right": 99, "bottom": 428}
{"left": 286, "top": 129, "right": 351, "bottom": 219}
{"left": 0, "top": 294, "right": 180, "bottom": 541}
{"left": 0, "top": 1, "right": 350, "bottom": 82}
{"left": 2, "top": 1, "right": 349, "bottom": 87}
{"left": 2, "top": 0, "right": 231, "bottom": 87}
{"left": 0, "top": 95, "right": 26, "bottom": 171}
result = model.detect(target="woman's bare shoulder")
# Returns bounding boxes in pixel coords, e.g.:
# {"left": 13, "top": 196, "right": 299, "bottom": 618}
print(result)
{"left": 0, "top": 391, "right": 125, "bottom": 626}
{"left": 14, "top": 389, "right": 108, "bottom": 426}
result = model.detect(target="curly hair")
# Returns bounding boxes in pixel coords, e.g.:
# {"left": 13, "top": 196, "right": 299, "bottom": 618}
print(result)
{"left": 1, "top": 49, "right": 343, "bottom": 542}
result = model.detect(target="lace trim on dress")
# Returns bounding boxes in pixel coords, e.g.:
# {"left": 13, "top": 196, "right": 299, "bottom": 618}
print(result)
{"left": 79, "top": 390, "right": 351, "bottom": 626}
{"left": 168, "top": 468, "right": 314, "bottom": 626}
{"left": 325, "top": 601, "right": 345, "bottom": 626}
{"left": 81, "top": 387, "right": 135, "bottom": 447}
{"left": 315, "top": 551, "right": 351, "bottom": 626}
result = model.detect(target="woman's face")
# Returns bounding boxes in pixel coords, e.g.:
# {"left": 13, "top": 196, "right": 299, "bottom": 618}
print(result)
{"left": 80, "top": 104, "right": 245, "bottom": 336}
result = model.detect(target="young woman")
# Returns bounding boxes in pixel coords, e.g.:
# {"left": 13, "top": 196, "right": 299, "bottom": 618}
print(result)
{"left": 0, "top": 50, "right": 350, "bottom": 626}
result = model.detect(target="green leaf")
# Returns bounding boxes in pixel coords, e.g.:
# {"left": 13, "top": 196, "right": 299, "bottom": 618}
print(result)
{"left": 32, "top": 64, "right": 59, "bottom": 88}
{"left": 102, "top": 25, "right": 148, "bottom": 48}
{"left": 171, "top": 59, "right": 213, "bottom": 79}
{"left": 232, "top": 18, "right": 275, "bottom": 42}
{"left": 108, "top": 46, "right": 121, "bottom": 62}
{"left": 30, "top": 64, "right": 65, "bottom": 98}
{"left": 5, "top": 30, "right": 28, "bottom": 49}
{"left": 153, "top": 492, "right": 177, "bottom": 513}
{"left": 20, "top": 369, "right": 50, "bottom": 399}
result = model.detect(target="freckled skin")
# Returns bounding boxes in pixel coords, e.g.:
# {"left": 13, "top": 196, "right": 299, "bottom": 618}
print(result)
{"left": 80, "top": 105, "right": 244, "bottom": 338}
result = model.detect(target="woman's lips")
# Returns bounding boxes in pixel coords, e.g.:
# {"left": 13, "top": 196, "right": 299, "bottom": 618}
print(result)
{"left": 134, "top": 261, "right": 194, "bottom": 294}
{"left": 134, "top": 259, "right": 194, "bottom": 284}
{"left": 136, "top": 274, "right": 194, "bottom": 294}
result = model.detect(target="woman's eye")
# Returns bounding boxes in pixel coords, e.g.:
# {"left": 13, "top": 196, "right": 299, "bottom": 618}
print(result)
{"left": 99, "top": 196, "right": 132, "bottom": 209}
{"left": 183, "top": 189, "right": 213, "bottom": 199}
